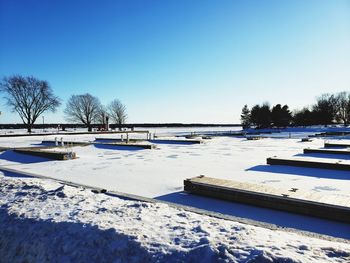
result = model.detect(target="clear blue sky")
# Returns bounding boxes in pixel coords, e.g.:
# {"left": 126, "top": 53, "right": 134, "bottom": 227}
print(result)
{"left": 0, "top": 0, "right": 349, "bottom": 124}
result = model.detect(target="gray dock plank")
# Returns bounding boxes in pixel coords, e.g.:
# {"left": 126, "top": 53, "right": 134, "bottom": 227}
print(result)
{"left": 324, "top": 142, "right": 350, "bottom": 148}
{"left": 14, "top": 148, "right": 76, "bottom": 160}
{"left": 184, "top": 176, "right": 350, "bottom": 223}
{"left": 267, "top": 157, "right": 350, "bottom": 171}
{"left": 304, "top": 148, "right": 350, "bottom": 155}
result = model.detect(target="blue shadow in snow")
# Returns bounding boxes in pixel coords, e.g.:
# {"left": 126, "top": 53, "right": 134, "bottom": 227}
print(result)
{"left": 155, "top": 191, "right": 350, "bottom": 239}
{"left": 0, "top": 209, "right": 155, "bottom": 262}
{"left": 93, "top": 144, "right": 144, "bottom": 151}
{"left": 0, "top": 150, "right": 51, "bottom": 164}
{"left": 0, "top": 169, "right": 33, "bottom": 178}
{"left": 247, "top": 165, "right": 350, "bottom": 180}
{"left": 294, "top": 153, "right": 350, "bottom": 160}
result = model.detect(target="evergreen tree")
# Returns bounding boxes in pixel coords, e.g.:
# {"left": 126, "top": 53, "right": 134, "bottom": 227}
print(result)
{"left": 292, "top": 108, "right": 315, "bottom": 126}
{"left": 250, "top": 103, "right": 271, "bottom": 128}
{"left": 250, "top": 104, "right": 260, "bottom": 128}
{"left": 271, "top": 104, "right": 291, "bottom": 127}
{"left": 280, "top": 105, "right": 292, "bottom": 127}
{"left": 271, "top": 104, "right": 283, "bottom": 127}
{"left": 240, "top": 104, "right": 251, "bottom": 129}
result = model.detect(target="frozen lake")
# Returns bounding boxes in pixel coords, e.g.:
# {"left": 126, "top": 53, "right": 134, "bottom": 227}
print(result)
{"left": 0, "top": 127, "right": 349, "bottom": 239}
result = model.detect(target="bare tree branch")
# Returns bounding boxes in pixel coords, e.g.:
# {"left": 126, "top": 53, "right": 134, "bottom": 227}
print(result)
{"left": 108, "top": 99, "right": 127, "bottom": 130}
{"left": 335, "top": 91, "right": 350, "bottom": 125}
{"left": 64, "top": 93, "right": 102, "bottom": 131}
{"left": 0, "top": 75, "right": 61, "bottom": 132}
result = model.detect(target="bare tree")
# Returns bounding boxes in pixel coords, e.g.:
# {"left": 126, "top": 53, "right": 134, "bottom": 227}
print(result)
{"left": 0, "top": 75, "right": 61, "bottom": 132}
{"left": 108, "top": 99, "right": 127, "bottom": 130}
{"left": 64, "top": 93, "right": 102, "bottom": 131}
{"left": 96, "top": 105, "right": 109, "bottom": 130}
{"left": 312, "top": 93, "right": 338, "bottom": 125}
{"left": 335, "top": 91, "right": 350, "bottom": 126}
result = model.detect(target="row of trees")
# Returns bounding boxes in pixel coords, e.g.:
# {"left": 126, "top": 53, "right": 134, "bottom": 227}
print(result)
{"left": 0, "top": 75, "right": 127, "bottom": 132}
{"left": 241, "top": 92, "right": 350, "bottom": 129}
{"left": 241, "top": 103, "right": 292, "bottom": 129}
{"left": 64, "top": 94, "right": 127, "bottom": 131}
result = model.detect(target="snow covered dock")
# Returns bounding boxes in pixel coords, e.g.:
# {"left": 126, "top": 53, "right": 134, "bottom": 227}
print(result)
{"left": 304, "top": 148, "right": 350, "bottom": 155}
{"left": 184, "top": 176, "right": 350, "bottom": 223}
{"left": 267, "top": 157, "right": 350, "bottom": 171}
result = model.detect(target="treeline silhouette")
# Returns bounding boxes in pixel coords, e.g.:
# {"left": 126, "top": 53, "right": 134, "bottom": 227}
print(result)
{"left": 241, "top": 92, "right": 350, "bottom": 129}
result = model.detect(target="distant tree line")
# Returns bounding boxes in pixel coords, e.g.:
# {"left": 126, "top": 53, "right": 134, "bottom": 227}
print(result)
{"left": 241, "top": 92, "right": 350, "bottom": 129}
{"left": 0, "top": 75, "right": 127, "bottom": 132}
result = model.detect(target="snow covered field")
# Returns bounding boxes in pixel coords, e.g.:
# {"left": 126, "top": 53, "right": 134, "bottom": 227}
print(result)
{"left": 0, "top": 127, "right": 349, "bottom": 262}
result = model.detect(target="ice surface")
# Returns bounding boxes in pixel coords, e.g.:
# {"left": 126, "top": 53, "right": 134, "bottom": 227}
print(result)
{"left": 0, "top": 127, "right": 350, "bottom": 239}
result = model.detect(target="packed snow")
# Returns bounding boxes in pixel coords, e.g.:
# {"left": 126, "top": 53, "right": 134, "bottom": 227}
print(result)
{"left": 1, "top": 176, "right": 349, "bottom": 263}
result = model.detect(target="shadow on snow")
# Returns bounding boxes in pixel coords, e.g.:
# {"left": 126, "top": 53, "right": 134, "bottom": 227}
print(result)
{"left": 0, "top": 209, "right": 153, "bottom": 263}
{"left": 155, "top": 191, "right": 350, "bottom": 240}
{"left": 0, "top": 150, "right": 51, "bottom": 164}
{"left": 93, "top": 144, "right": 144, "bottom": 151}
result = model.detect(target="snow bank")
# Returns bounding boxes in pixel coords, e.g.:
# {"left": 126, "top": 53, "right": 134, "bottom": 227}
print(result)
{"left": 1, "top": 176, "right": 349, "bottom": 263}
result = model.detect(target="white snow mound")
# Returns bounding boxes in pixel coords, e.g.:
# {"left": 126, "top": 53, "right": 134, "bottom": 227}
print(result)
{"left": 0, "top": 176, "right": 349, "bottom": 263}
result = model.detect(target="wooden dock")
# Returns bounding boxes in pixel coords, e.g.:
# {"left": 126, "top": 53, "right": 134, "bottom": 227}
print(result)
{"left": 246, "top": 136, "right": 263, "bottom": 140}
{"left": 309, "top": 131, "right": 350, "bottom": 138}
{"left": 0, "top": 146, "right": 13, "bottom": 152}
{"left": 150, "top": 139, "right": 203, "bottom": 144}
{"left": 324, "top": 142, "right": 350, "bottom": 148}
{"left": 42, "top": 140, "right": 90, "bottom": 146}
{"left": 43, "top": 140, "right": 156, "bottom": 149}
{"left": 267, "top": 157, "right": 350, "bottom": 171}
{"left": 14, "top": 148, "right": 76, "bottom": 160}
{"left": 301, "top": 138, "right": 313, "bottom": 142}
{"left": 95, "top": 138, "right": 145, "bottom": 143}
{"left": 304, "top": 148, "right": 350, "bottom": 155}
{"left": 96, "top": 142, "right": 156, "bottom": 149}
{"left": 184, "top": 176, "right": 350, "bottom": 223}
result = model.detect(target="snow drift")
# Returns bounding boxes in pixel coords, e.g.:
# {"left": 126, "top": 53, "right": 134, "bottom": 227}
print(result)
{"left": 1, "top": 176, "right": 349, "bottom": 263}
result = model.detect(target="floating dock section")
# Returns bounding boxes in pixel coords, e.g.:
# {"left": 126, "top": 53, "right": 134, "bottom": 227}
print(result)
{"left": 0, "top": 146, "right": 13, "bottom": 152}
{"left": 43, "top": 140, "right": 156, "bottom": 149}
{"left": 150, "top": 139, "right": 202, "bottom": 145}
{"left": 42, "top": 140, "right": 90, "bottom": 146}
{"left": 94, "top": 138, "right": 202, "bottom": 145}
{"left": 309, "top": 131, "right": 350, "bottom": 138}
{"left": 14, "top": 148, "right": 76, "bottom": 160}
{"left": 184, "top": 176, "right": 350, "bottom": 223}
{"left": 267, "top": 157, "right": 350, "bottom": 171}
{"left": 96, "top": 138, "right": 203, "bottom": 145}
{"left": 304, "top": 148, "right": 350, "bottom": 156}
{"left": 96, "top": 142, "right": 156, "bottom": 149}
{"left": 324, "top": 142, "right": 350, "bottom": 148}
{"left": 95, "top": 138, "right": 145, "bottom": 143}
